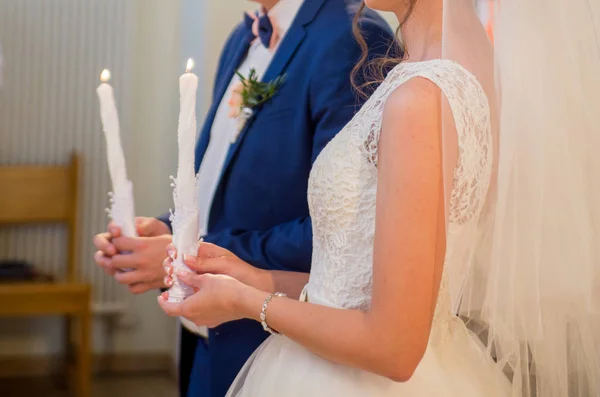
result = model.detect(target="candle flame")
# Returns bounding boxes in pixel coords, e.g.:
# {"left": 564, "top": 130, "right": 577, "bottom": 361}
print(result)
{"left": 100, "top": 69, "right": 111, "bottom": 83}
{"left": 185, "top": 58, "right": 195, "bottom": 73}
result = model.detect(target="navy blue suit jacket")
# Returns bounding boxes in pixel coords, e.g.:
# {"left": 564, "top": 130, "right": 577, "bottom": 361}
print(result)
{"left": 159, "top": 1, "right": 394, "bottom": 396}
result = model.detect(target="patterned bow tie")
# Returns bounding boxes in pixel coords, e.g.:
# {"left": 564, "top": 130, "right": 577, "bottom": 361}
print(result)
{"left": 244, "top": 10, "right": 280, "bottom": 50}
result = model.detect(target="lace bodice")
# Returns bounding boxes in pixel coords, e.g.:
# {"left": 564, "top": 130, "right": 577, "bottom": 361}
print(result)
{"left": 305, "top": 60, "right": 492, "bottom": 336}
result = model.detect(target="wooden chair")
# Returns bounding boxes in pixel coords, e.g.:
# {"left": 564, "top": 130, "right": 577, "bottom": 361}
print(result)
{"left": 0, "top": 153, "right": 91, "bottom": 397}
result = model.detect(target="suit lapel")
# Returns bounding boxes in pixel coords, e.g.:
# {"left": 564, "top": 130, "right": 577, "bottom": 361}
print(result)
{"left": 215, "top": 37, "right": 253, "bottom": 109}
{"left": 217, "top": 0, "right": 328, "bottom": 180}
{"left": 194, "top": 31, "right": 253, "bottom": 172}
{"left": 262, "top": 0, "right": 328, "bottom": 82}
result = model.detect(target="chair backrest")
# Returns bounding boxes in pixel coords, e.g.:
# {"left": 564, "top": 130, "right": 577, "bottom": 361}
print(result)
{"left": 0, "top": 153, "right": 81, "bottom": 281}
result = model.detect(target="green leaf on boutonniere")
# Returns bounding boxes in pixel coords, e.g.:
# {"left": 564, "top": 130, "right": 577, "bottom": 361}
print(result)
{"left": 235, "top": 68, "right": 286, "bottom": 111}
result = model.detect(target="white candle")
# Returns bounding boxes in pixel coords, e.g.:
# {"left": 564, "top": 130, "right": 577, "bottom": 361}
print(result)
{"left": 97, "top": 69, "right": 137, "bottom": 238}
{"left": 177, "top": 59, "right": 198, "bottom": 184}
{"left": 168, "top": 59, "right": 200, "bottom": 302}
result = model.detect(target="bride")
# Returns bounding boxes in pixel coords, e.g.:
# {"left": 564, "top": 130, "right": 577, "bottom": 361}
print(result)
{"left": 159, "top": 0, "right": 600, "bottom": 396}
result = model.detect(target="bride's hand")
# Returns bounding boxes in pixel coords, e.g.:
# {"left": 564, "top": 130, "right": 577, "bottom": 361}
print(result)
{"left": 163, "top": 242, "right": 270, "bottom": 291}
{"left": 157, "top": 272, "right": 252, "bottom": 328}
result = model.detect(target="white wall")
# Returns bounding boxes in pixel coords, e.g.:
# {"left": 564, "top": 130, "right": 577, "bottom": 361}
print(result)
{"left": 113, "top": 0, "right": 181, "bottom": 356}
{"left": 181, "top": 0, "right": 253, "bottom": 120}
{"left": 0, "top": 0, "right": 181, "bottom": 360}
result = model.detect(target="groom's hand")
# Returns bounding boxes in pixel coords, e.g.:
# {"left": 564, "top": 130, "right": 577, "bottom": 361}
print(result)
{"left": 93, "top": 217, "right": 170, "bottom": 270}
{"left": 110, "top": 233, "right": 173, "bottom": 294}
{"left": 93, "top": 226, "right": 119, "bottom": 277}
{"left": 93, "top": 217, "right": 172, "bottom": 293}
{"left": 131, "top": 217, "right": 171, "bottom": 238}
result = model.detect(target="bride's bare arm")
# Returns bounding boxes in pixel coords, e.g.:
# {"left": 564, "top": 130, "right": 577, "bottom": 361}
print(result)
{"left": 160, "top": 79, "right": 445, "bottom": 382}
{"left": 261, "top": 270, "right": 310, "bottom": 300}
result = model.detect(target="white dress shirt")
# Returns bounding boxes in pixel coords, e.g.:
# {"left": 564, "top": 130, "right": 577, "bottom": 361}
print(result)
{"left": 182, "top": 0, "right": 304, "bottom": 336}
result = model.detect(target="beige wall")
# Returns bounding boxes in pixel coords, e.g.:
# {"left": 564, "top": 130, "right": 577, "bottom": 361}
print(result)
{"left": 0, "top": 0, "right": 181, "bottom": 360}
{"left": 195, "top": 2, "right": 254, "bottom": 118}
{"left": 118, "top": 0, "right": 182, "bottom": 355}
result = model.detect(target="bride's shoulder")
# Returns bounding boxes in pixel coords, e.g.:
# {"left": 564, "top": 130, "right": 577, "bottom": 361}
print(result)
{"left": 383, "top": 74, "right": 442, "bottom": 112}
{"left": 385, "top": 59, "right": 488, "bottom": 109}
{"left": 378, "top": 61, "right": 449, "bottom": 137}
{"left": 382, "top": 61, "right": 448, "bottom": 111}
{"left": 388, "top": 59, "right": 472, "bottom": 81}
{"left": 380, "top": 76, "right": 442, "bottom": 147}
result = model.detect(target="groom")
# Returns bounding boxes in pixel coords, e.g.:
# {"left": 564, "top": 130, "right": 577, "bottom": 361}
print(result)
{"left": 93, "top": 0, "right": 393, "bottom": 396}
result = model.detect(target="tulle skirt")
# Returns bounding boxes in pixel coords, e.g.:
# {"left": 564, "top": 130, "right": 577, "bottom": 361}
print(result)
{"left": 226, "top": 316, "right": 512, "bottom": 397}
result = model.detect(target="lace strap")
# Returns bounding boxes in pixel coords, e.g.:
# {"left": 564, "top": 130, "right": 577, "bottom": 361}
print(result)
{"left": 361, "top": 60, "right": 489, "bottom": 167}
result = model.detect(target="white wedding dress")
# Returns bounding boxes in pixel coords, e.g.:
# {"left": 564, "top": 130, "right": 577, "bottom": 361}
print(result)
{"left": 226, "top": 60, "right": 511, "bottom": 397}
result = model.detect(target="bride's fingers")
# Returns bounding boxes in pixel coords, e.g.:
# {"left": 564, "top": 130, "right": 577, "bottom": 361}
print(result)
{"left": 177, "top": 272, "right": 205, "bottom": 288}
{"left": 185, "top": 256, "right": 229, "bottom": 275}
{"left": 163, "top": 258, "right": 174, "bottom": 275}
{"left": 157, "top": 295, "right": 183, "bottom": 317}
{"left": 183, "top": 255, "right": 224, "bottom": 275}
{"left": 163, "top": 275, "right": 174, "bottom": 287}
{"left": 196, "top": 241, "right": 232, "bottom": 259}
{"left": 183, "top": 254, "right": 204, "bottom": 273}
{"left": 182, "top": 254, "right": 199, "bottom": 269}
{"left": 166, "top": 244, "right": 177, "bottom": 260}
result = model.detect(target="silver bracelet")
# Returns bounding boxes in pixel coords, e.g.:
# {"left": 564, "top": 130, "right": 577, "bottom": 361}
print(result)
{"left": 260, "top": 292, "right": 287, "bottom": 335}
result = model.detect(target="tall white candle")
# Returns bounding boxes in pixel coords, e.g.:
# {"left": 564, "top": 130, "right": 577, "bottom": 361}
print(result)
{"left": 97, "top": 69, "right": 137, "bottom": 238}
{"left": 177, "top": 59, "right": 198, "bottom": 184}
{"left": 168, "top": 59, "right": 200, "bottom": 303}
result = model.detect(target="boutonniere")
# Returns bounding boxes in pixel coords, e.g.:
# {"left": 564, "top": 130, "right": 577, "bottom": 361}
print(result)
{"left": 227, "top": 68, "right": 285, "bottom": 143}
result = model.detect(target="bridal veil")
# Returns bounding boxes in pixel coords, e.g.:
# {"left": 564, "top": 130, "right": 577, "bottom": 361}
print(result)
{"left": 442, "top": 1, "right": 600, "bottom": 396}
